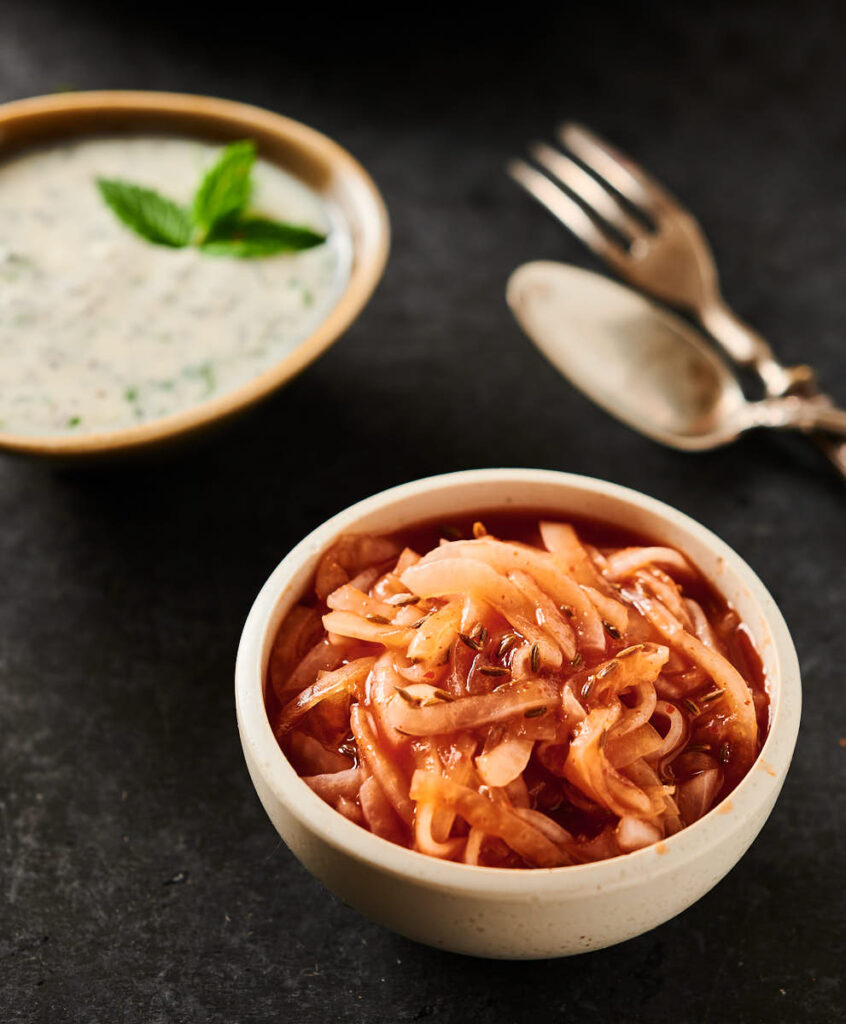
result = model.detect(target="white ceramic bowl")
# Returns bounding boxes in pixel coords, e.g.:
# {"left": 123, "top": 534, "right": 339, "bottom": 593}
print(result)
{"left": 235, "top": 469, "right": 801, "bottom": 958}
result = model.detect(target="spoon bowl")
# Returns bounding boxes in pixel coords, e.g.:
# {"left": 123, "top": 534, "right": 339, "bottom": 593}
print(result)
{"left": 507, "top": 262, "right": 846, "bottom": 450}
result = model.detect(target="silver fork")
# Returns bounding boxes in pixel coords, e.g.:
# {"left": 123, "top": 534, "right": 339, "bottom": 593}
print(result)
{"left": 509, "top": 123, "right": 846, "bottom": 480}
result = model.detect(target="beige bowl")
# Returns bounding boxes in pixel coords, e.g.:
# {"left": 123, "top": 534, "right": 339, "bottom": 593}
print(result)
{"left": 235, "top": 469, "right": 800, "bottom": 958}
{"left": 0, "top": 90, "right": 389, "bottom": 459}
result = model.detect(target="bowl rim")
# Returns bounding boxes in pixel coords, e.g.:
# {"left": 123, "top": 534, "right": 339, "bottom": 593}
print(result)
{"left": 235, "top": 468, "right": 801, "bottom": 896}
{"left": 0, "top": 89, "right": 390, "bottom": 457}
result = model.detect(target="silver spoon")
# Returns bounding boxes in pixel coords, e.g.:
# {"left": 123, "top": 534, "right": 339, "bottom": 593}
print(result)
{"left": 507, "top": 261, "right": 846, "bottom": 452}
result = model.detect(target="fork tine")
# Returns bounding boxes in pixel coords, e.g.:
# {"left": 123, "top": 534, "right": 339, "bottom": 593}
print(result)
{"left": 529, "top": 141, "right": 645, "bottom": 242}
{"left": 559, "top": 122, "right": 678, "bottom": 216}
{"left": 507, "top": 159, "right": 628, "bottom": 270}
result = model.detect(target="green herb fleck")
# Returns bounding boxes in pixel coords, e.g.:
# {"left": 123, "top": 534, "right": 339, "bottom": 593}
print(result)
{"left": 67, "top": 415, "right": 81, "bottom": 427}
{"left": 184, "top": 361, "right": 216, "bottom": 396}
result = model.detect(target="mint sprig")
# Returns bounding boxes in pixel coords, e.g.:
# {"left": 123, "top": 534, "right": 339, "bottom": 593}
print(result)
{"left": 96, "top": 140, "right": 327, "bottom": 258}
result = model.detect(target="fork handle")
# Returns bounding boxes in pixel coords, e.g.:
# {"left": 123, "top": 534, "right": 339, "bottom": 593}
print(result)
{"left": 699, "top": 297, "right": 846, "bottom": 480}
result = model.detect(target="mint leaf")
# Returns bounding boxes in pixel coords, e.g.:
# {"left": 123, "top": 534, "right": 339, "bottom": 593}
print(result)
{"left": 96, "top": 179, "right": 192, "bottom": 247}
{"left": 200, "top": 217, "right": 326, "bottom": 258}
{"left": 191, "top": 140, "right": 256, "bottom": 240}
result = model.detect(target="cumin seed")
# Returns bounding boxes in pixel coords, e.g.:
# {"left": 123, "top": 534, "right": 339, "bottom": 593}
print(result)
{"left": 497, "top": 633, "right": 519, "bottom": 657}
{"left": 719, "top": 741, "right": 731, "bottom": 764}
{"left": 478, "top": 666, "right": 510, "bottom": 677}
{"left": 596, "top": 660, "right": 619, "bottom": 680}
{"left": 524, "top": 705, "right": 547, "bottom": 718}
{"left": 569, "top": 653, "right": 583, "bottom": 667}
{"left": 617, "top": 644, "right": 644, "bottom": 659}
{"left": 530, "top": 643, "right": 540, "bottom": 673}
{"left": 602, "top": 621, "right": 622, "bottom": 640}
{"left": 473, "top": 625, "right": 489, "bottom": 646}
{"left": 682, "top": 698, "right": 701, "bottom": 716}
{"left": 366, "top": 614, "right": 391, "bottom": 624}
{"left": 459, "top": 632, "right": 483, "bottom": 652}
{"left": 394, "top": 687, "right": 422, "bottom": 707}
{"left": 701, "top": 688, "right": 724, "bottom": 704}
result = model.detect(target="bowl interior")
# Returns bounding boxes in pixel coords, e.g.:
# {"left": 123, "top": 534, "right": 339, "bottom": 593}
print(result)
{"left": 0, "top": 91, "right": 389, "bottom": 458}
{"left": 238, "top": 470, "right": 800, "bottom": 894}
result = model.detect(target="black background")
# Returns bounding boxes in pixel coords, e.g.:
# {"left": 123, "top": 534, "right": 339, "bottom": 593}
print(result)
{"left": 1, "top": 2, "right": 844, "bottom": 1022}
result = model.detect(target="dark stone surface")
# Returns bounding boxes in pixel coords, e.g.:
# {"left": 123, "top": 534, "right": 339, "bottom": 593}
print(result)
{"left": 1, "top": 2, "right": 844, "bottom": 1021}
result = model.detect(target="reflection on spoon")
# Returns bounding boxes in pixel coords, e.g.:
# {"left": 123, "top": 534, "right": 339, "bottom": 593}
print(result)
{"left": 507, "top": 261, "right": 846, "bottom": 451}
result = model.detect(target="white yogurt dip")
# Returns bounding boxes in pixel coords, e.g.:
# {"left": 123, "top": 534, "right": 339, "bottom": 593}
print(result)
{"left": 0, "top": 135, "right": 351, "bottom": 435}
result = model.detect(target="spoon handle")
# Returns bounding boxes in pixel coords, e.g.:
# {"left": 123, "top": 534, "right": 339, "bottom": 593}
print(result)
{"left": 802, "top": 405, "right": 846, "bottom": 439}
{"left": 699, "top": 298, "right": 846, "bottom": 478}
{"left": 754, "top": 397, "right": 846, "bottom": 440}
